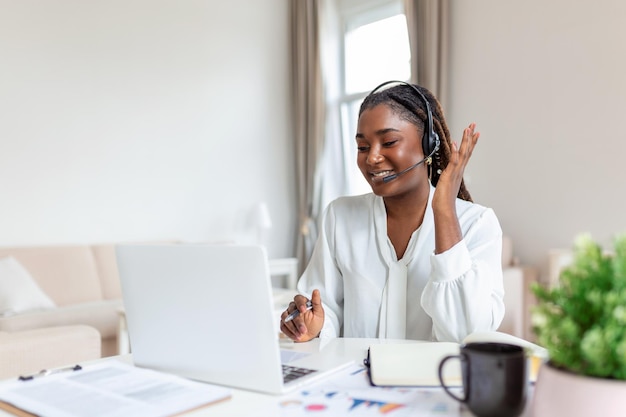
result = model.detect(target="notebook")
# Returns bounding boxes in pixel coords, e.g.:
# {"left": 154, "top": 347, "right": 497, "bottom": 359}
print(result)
{"left": 365, "top": 342, "right": 461, "bottom": 387}
{"left": 364, "top": 331, "right": 548, "bottom": 387}
{"left": 115, "top": 243, "right": 353, "bottom": 395}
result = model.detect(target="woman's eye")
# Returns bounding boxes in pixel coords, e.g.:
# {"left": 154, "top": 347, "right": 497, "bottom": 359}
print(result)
{"left": 357, "top": 146, "right": 369, "bottom": 152}
{"left": 383, "top": 140, "right": 397, "bottom": 147}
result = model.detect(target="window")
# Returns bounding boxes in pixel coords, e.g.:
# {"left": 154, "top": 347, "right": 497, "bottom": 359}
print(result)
{"left": 338, "top": 0, "right": 411, "bottom": 195}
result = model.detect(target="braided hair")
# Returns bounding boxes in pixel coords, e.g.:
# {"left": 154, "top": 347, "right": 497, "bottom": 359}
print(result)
{"left": 358, "top": 83, "right": 473, "bottom": 202}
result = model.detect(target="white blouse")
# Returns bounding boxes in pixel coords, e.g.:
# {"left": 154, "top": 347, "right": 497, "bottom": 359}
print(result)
{"left": 296, "top": 185, "right": 505, "bottom": 343}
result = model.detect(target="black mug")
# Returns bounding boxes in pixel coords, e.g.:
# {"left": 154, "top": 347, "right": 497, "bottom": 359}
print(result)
{"left": 438, "top": 342, "right": 527, "bottom": 417}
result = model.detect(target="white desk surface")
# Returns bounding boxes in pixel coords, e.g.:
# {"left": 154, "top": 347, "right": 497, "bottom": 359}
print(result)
{"left": 0, "top": 338, "right": 534, "bottom": 417}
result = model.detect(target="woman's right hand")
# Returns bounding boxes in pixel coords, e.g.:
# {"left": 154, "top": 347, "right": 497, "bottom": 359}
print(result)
{"left": 279, "top": 289, "right": 324, "bottom": 342}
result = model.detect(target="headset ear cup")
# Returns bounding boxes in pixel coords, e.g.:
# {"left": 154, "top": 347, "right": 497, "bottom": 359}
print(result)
{"left": 424, "top": 131, "right": 439, "bottom": 157}
{"left": 432, "top": 132, "right": 440, "bottom": 153}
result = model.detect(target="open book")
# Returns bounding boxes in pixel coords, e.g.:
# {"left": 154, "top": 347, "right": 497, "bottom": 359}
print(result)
{"left": 364, "top": 331, "right": 547, "bottom": 387}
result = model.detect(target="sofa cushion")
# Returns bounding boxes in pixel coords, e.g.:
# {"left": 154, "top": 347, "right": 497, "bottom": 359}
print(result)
{"left": 0, "top": 246, "right": 104, "bottom": 306}
{"left": 0, "top": 257, "right": 56, "bottom": 316}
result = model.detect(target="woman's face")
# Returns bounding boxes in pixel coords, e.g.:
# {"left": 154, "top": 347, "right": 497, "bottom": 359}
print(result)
{"left": 356, "top": 104, "right": 427, "bottom": 197}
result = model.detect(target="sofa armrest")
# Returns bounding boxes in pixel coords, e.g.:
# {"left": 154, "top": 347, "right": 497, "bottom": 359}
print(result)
{"left": 0, "top": 299, "right": 123, "bottom": 338}
{"left": 0, "top": 325, "right": 101, "bottom": 380}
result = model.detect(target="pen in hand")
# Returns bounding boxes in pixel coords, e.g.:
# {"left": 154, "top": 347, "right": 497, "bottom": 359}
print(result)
{"left": 283, "top": 300, "right": 313, "bottom": 323}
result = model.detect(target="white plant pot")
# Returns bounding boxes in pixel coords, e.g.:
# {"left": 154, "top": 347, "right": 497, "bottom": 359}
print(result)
{"left": 532, "top": 363, "right": 626, "bottom": 417}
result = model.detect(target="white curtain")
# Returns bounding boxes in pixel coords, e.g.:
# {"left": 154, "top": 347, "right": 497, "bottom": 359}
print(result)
{"left": 291, "top": 0, "right": 343, "bottom": 272}
{"left": 317, "top": 0, "right": 346, "bottom": 221}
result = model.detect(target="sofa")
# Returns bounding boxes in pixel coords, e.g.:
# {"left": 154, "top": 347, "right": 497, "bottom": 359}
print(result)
{"left": 0, "top": 244, "right": 124, "bottom": 358}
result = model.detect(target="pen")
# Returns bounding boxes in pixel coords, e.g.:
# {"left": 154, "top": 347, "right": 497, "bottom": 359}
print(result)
{"left": 18, "top": 364, "right": 82, "bottom": 381}
{"left": 283, "top": 300, "right": 313, "bottom": 323}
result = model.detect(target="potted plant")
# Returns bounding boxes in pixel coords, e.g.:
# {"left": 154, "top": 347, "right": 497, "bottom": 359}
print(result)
{"left": 530, "top": 233, "right": 626, "bottom": 417}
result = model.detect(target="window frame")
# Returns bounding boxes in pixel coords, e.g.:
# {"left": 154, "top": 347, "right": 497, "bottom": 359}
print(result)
{"left": 336, "top": 0, "right": 408, "bottom": 195}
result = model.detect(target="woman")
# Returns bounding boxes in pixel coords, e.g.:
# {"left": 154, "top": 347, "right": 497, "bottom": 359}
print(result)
{"left": 280, "top": 81, "right": 504, "bottom": 343}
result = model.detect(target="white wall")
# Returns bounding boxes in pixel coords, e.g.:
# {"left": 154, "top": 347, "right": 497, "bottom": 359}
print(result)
{"left": 0, "top": 0, "right": 295, "bottom": 258}
{"left": 448, "top": 0, "right": 626, "bottom": 279}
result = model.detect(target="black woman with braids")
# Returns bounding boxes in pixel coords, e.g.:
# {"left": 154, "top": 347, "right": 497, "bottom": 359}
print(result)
{"left": 281, "top": 81, "right": 504, "bottom": 343}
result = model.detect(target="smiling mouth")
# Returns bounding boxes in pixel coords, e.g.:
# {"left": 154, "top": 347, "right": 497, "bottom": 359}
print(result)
{"left": 370, "top": 170, "right": 393, "bottom": 181}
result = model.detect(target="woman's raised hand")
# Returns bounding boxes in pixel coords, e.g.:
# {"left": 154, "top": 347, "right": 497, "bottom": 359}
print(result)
{"left": 431, "top": 123, "right": 480, "bottom": 254}
{"left": 433, "top": 123, "right": 479, "bottom": 210}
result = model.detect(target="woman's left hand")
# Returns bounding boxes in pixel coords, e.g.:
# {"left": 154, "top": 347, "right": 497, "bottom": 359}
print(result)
{"left": 432, "top": 122, "right": 480, "bottom": 210}
{"left": 431, "top": 123, "right": 479, "bottom": 254}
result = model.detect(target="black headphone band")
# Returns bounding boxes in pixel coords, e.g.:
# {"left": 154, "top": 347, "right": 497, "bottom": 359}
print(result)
{"left": 368, "top": 80, "right": 440, "bottom": 158}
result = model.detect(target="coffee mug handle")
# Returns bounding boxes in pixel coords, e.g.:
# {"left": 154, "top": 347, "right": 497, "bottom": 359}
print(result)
{"left": 438, "top": 354, "right": 466, "bottom": 403}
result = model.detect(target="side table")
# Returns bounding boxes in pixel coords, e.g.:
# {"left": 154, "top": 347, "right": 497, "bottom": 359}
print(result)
{"left": 268, "top": 257, "right": 299, "bottom": 289}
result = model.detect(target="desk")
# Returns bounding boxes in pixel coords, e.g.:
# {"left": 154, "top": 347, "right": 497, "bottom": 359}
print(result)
{"left": 0, "top": 338, "right": 534, "bottom": 417}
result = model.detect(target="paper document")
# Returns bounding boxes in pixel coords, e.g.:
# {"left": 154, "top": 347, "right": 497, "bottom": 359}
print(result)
{"left": 0, "top": 360, "right": 231, "bottom": 417}
{"left": 251, "top": 363, "right": 464, "bottom": 417}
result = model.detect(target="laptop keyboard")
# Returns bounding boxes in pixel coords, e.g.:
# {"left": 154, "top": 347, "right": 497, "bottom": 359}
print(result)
{"left": 282, "top": 364, "right": 318, "bottom": 383}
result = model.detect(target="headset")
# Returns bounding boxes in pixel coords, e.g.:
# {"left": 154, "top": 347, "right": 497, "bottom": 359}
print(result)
{"left": 368, "top": 80, "right": 441, "bottom": 163}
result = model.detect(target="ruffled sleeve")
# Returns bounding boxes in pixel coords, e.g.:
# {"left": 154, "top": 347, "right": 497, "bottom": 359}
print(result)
{"left": 420, "top": 208, "right": 505, "bottom": 342}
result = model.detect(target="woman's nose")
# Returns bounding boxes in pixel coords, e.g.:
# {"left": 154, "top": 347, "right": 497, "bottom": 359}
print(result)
{"left": 366, "top": 150, "right": 384, "bottom": 165}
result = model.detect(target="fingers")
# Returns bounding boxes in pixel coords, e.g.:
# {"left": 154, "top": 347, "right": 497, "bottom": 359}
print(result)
{"left": 458, "top": 123, "right": 480, "bottom": 160}
{"left": 279, "top": 291, "right": 323, "bottom": 343}
{"left": 311, "top": 289, "right": 322, "bottom": 311}
{"left": 280, "top": 308, "right": 299, "bottom": 340}
{"left": 433, "top": 123, "right": 480, "bottom": 211}
{"left": 447, "top": 123, "right": 479, "bottom": 170}
{"left": 280, "top": 301, "right": 300, "bottom": 340}
{"left": 294, "top": 294, "right": 311, "bottom": 312}
{"left": 280, "top": 296, "right": 309, "bottom": 341}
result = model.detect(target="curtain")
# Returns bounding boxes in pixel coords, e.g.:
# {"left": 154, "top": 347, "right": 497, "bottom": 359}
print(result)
{"left": 291, "top": 0, "right": 325, "bottom": 272}
{"left": 403, "top": 0, "right": 450, "bottom": 108}
{"left": 317, "top": 0, "right": 345, "bottom": 217}
{"left": 291, "top": 0, "right": 344, "bottom": 273}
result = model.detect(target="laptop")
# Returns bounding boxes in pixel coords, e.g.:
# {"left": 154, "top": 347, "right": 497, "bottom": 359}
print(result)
{"left": 115, "top": 243, "right": 353, "bottom": 395}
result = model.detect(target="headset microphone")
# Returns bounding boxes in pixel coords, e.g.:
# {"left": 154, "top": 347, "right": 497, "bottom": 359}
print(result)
{"left": 381, "top": 155, "right": 432, "bottom": 183}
